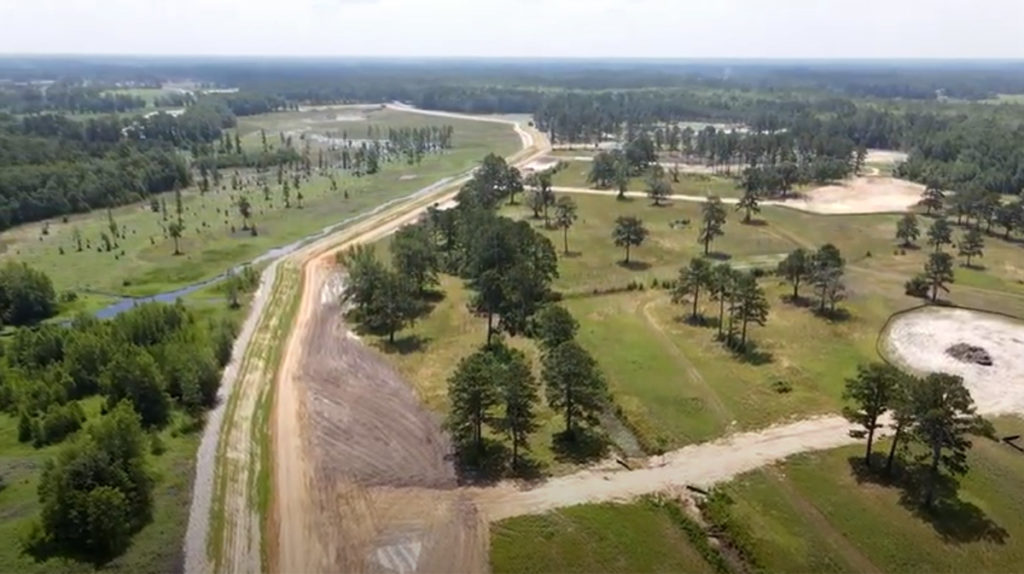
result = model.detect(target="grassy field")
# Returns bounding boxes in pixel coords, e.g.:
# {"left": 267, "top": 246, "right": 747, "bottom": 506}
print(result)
{"left": 491, "top": 499, "right": 717, "bottom": 574}
{"left": 380, "top": 275, "right": 589, "bottom": 474}
{"left": 501, "top": 194, "right": 796, "bottom": 294}
{"left": 492, "top": 417, "right": 1024, "bottom": 574}
{"left": 0, "top": 404, "right": 201, "bottom": 574}
{"left": 387, "top": 191, "right": 1024, "bottom": 457}
{"left": 0, "top": 108, "right": 519, "bottom": 298}
{"left": 550, "top": 160, "right": 743, "bottom": 198}
{"left": 101, "top": 87, "right": 181, "bottom": 107}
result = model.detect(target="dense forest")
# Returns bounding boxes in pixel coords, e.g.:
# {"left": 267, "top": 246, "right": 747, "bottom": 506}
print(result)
{"left": 2, "top": 58, "right": 1024, "bottom": 231}
{"left": 0, "top": 294, "right": 239, "bottom": 562}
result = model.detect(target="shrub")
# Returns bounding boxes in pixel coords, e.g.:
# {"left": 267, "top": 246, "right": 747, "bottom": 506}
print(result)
{"left": 905, "top": 274, "right": 930, "bottom": 298}
{"left": 771, "top": 379, "right": 792, "bottom": 394}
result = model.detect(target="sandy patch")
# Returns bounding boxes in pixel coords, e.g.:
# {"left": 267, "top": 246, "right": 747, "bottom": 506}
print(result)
{"left": 883, "top": 306, "right": 1024, "bottom": 415}
{"left": 399, "top": 174, "right": 419, "bottom": 181}
{"left": 866, "top": 149, "right": 909, "bottom": 164}
{"left": 782, "top": 177, "right": 923, "bottom": 214}
{"left": 522, "top": 158, "right": 560, "bottom": 173}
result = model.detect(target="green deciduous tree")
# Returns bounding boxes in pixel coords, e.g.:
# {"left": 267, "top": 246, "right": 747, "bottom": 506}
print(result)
{"left": 553, "top": 196, "right": 578, "bottom": 254}
{"left": 777, "top": 248, "right": 812, "bottom": 300}
{"left": 924, "top": 251, "right": 954, "bottom": 302}
{"left": 612, "top": 215, "right": 648, "bottom": 264}
{"left": 896, "top": 213, "right": 920, "bottom": 247}
{"left": 533, "top": 304, "right": 578, "bottom": 351}
{"left": 392, "top": 223, "right": 440, "bottom": 294}
{"left": 36, "top": 402, "right": 153, "bottom": 562}
{"left": 698, "top": 196, "right": 727, "bottom": 255}
{"left": 543, "top": 341, "right": 608, "bottom": 438}
{"left": 730, "top": 272, "right": 769, "bottom": 349}
{"left": 927, "top": 217, "right": 953, "bottom": 252}
{"left": 958, "top": 227, "right": 985, "bottom": 267}
{"left": 673, "top": 257, "right": 713, "bottom": 321}
{"left": 101, "top": 349, "right": 170, "bottom": 428}
{"left": 842, "top": 363, "right": 902, "bottom": 467}
{"left": 908, "top": 373, "right": 983, "bottom": 507}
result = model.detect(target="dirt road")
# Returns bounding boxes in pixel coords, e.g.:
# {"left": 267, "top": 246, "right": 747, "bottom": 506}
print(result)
{"left": 269, "top": 109, "right": 543, "bottom": 574}
{"left": 471, "top": 415, "right": 861, "bottom": 521}
{"left": 550, "top": 177, "right": 923, "bottom": 215}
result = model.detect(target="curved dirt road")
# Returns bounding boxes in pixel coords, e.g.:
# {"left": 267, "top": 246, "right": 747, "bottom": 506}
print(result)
{"left": 269, "top": 110, "right": 542, "bottom": 574}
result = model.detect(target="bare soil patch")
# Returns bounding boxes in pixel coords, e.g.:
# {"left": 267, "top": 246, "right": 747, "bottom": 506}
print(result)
{"left": 884, "top": 306, "right": 1024, "bottom": 414}
{"left": 866, "top": 149, "right": 909, "bottom": 164}
{"left": 783, "top": 177, "right": 923, "bottom": 214}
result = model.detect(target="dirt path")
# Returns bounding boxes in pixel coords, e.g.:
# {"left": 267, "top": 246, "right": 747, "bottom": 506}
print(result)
{"left": 550, "top": 178, "right": 922, "bottom": 215}
{"left": 268, "top": 112, "right": 545, "bottom": 573}
{"left": 469, "top": 415, "right": 862, "bottom": 521}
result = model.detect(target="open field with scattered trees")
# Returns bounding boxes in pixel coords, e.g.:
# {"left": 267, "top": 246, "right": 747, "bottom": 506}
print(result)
{"left": 0, "top": 106, "right": 519, "bottom": 300}
{"left": 6, "top": 57, "right": 1024, "bottom": 574}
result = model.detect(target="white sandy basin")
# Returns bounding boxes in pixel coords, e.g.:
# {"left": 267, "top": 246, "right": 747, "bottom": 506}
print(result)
{"left": 883, "top": 306, "right": 1024, "bottom": 415}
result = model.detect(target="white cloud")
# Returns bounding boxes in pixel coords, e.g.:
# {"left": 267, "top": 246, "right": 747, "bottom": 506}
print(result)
{"left": 0, "top": 0, "right": 1021, "bottom": 58}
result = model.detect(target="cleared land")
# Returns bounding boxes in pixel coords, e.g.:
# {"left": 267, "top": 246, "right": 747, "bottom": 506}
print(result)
{"left": 0, "top": 106, "right": 520, "bottom": 299}
{"left": 884, "top": 307, "right": 1024, "bottom": 414}
{"left": 493, "top": 416, "right": 1024, "bottom": 574}
{"left": 194, "top": 112, "right": 542, "bottom": 574}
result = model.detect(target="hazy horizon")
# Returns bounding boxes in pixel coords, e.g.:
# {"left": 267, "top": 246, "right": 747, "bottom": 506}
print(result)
{"left": 2, "top": 0, "right": 1022, "bottom": 59}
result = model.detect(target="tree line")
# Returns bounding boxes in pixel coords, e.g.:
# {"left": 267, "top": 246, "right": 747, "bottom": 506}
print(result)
{"left": 0, "top": 298, "right": 238, "bottom": 562}
{"left": 843, "top": 362, "right": 988, "bottom": 508}
{"left": 340, "top": 152, "right": 611, "bottom": 473}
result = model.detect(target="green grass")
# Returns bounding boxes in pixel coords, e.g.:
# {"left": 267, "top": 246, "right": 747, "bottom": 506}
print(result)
{"left": 502, "top": 194, "right": 798, "bottom": 294}
{"left": 0, "top": 402, "right": 199, "bottom": 574}
{"left": 379, "top": 275, "right": 580, "bottom": 474}
{"left": 491, "top": 417, "right": 1024, "bottom": 574}
{"left": 0, "top": 287, "right": 249, "bottom": 574}
{"left": 550, "top": 160, "right": 743, "bottom": 198}
{"left": 721, "top": 417, "right": 1024, "bottom": 574}
{"left": 491, "top": 499, "right": 717, "bottom": 574}
{"left": 0, "top": 107, "right": 519, "bottom": 298}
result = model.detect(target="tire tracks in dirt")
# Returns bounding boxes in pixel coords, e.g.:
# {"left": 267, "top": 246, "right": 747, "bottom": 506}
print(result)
{"left": 268, "top": 111, "right": 544, "bottom": 574}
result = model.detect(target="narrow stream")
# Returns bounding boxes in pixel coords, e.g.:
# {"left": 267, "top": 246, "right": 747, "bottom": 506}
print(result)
{"left": 93, "top": 174, "right": 462, "bottom": 319}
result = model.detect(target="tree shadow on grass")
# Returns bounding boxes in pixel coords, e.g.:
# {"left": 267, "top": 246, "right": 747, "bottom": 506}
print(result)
{"left": 379, "top": 334, "right": 430, "bottom": 355}
{"left": 780, "top": 294, "right": 813, "bottom": 308}
{"left": 674, "top": 313, "right": 712, "bottom": 327}
{"left": 728, "top": 339, "right": 774, "bottom": 365}
{"left": 454, "top": 438, "right": 510, "bottom": 486}
{"left": 560, "top": 250, "right": 583, "bottom": 259}
{"left": 741, "top": 218, "right": 768, "bottom": 227}
{"left": 454, "top": 440, "right": 547, "bottom": 485}
{"left": 813, "top": 307, "right": 852, "bottom": 323}
{"left": 706, "top": 251, "right": 732, "bottom": 261}
{"left": 846, "top": 455, "right": 1009, "bottom": 545}
{"left": 552, "top": 427, "right": 609, "bottom": 465}
{"left": 617, "top": 260, "right": 651, "bottom": 271}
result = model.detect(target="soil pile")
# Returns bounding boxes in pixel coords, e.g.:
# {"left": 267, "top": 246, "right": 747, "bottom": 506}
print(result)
{"left": 946, "top": 343, "right": 993, "bottom": 366}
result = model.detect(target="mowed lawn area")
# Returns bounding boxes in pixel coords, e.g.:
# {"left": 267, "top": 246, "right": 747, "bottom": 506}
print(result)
{"left": 491, "top": 417, "right": 1024, "bottom": 574}
{"left": 491, "top": 499, "right": 716, "bottom": 574}
{"left": 0, "top": 108, "right": 520, "bottom": 298}
{"left": 550, "top": 160, "right": 743, "bottom": 198}
{"left": 380, "top": 189, "right": 1024, "bottom": 457}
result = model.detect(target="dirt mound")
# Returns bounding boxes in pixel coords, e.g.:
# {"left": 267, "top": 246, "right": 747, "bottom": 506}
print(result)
{"left": 946, "top": 343, "right": 993, "bottom": 366}
{"left": 884, "top": 307, "right": 1024, "bottom": 414}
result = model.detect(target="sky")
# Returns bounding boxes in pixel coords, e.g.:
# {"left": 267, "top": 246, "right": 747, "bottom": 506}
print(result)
{"left": 1, "top": 0, "right": 1023, "bottom": 59}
